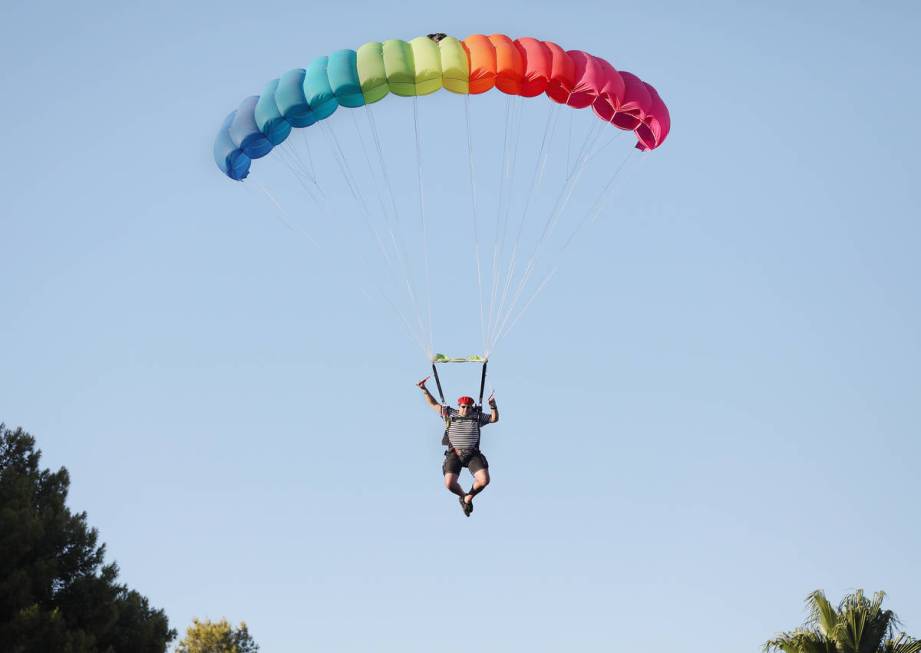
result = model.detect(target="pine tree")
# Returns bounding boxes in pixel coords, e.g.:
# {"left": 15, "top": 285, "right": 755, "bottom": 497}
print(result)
{"left": 0, "top": 423, "right": 176, "bottom": 652}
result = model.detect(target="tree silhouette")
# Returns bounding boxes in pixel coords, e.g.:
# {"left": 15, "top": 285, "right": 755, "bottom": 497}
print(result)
{"left": 0, "top": 423, "right": 176, "bottom": 652}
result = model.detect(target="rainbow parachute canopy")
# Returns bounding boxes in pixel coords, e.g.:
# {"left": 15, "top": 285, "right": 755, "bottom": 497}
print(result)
{"left": 214, "top": 33, "right": 670, "bottom": 181}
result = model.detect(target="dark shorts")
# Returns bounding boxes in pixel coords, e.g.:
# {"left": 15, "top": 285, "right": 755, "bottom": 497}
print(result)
{"left": 442, "top": 449, "right": 489, "bottom": 476}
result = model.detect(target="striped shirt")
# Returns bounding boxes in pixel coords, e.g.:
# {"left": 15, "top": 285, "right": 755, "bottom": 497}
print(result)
{"left": 441, "top": 406, "right": 492, "bottom": 451}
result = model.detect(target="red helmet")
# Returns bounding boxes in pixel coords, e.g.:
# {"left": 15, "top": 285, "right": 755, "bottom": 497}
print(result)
{"left": 457, "top": 396, "right": 475, "bottom": 406}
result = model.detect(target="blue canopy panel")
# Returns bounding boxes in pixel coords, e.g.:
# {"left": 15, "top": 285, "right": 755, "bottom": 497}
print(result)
{"left": 229, "top": 96, "right": 273, "bottom": 159}
{"left": 255, "top": 79, "right": 292, "bottom": 145}
{"left": 214, "top": 49, "right": 366, "bottom": 180}
{"left": 305, "top": 56, "right": 338, "bottom": 121}
{"left": 213, "top": 111, "right": 251, "bottom": 181}
{"left": 276, "top": 68, "right": 316, "bottom": 128}
{"left": 328, "top": 49, "right": 365, "bottom": 108}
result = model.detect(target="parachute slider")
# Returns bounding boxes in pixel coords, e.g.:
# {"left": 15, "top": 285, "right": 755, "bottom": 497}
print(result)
{"left": 429, "top": 354, "right": 488, "bottom": 409}
{"left": 431, "top": 353, "right": 486, "bottom": 363}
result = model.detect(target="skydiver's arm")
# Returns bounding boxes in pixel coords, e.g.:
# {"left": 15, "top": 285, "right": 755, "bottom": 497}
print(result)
{"left": 417, "top": 378, "right": 443, "bottom": 415}
{"left": 488, "top": 394, "right": 499, "bottom": 423}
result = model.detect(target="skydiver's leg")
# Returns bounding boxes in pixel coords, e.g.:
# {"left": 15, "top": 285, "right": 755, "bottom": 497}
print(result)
{"left": 464, "top": 455, "right": 490, "bottom": 509}
{"left": 466, "top": 468, "right": 490, "bottom": 501}
{"left": 443, "top": 473, "right": 466, "bottom": 497}
{"left": 443, "top": 451, "right": 465, "bottom": 498}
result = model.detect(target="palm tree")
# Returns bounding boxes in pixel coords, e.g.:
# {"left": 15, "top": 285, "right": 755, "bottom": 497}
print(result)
{"left": 765, "top": 590, "right": 921, "bottom": 653}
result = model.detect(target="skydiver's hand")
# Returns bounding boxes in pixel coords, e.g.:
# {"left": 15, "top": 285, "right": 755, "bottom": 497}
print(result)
{"left": 487, "top": 390, "right": 496, "bottom": 408}
{"left": 417, "top": 376, "right": 430, "bottom": 390}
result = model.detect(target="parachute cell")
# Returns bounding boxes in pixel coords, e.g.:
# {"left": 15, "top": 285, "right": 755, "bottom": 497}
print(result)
{"left": 276, "top": 68, "right": 315, "bottom": 128}
{"left": 305, "top": 57, "right": 338, "bottom": 121}
{"left": 410, "top": 36, "right": 443, "bottom": 95}
{"left": 357, "top": 42, "right": 389, "bottom": 104}
{"left": 635, "top": 82, "right": 670, "bottom": 151}
{"left": 515, "top": 37, "right": 551, "bottom": 97}
{"left": 438, "top": 36, "right": 469, "bottom": 94}
{"left": 489, "top": 34, "right": 525, "bottom": 95}
{"left": 464, "top": 34, "right": 497, "bottom": 95}
{"left": 610, "top": 71, "right": 651, "bottom": 130}
{"left": 255, "top": 79, "right": 292, "bottom": 145}
{"left": 213, "top": 111, "right": 251, "bottom": 181}
{"left": 328, "top": 49, "right": 365, "bottom": 108}
{"left": 383, "top": 39, "right": 417, "bottom": 97}
{"left": 591, "top": 57, "right": 626, "bottom": 123}
{"left": 230, "top": 96, "right": 273, "bottom": 159}
{"left": 544, "top": 42, "right": 575, "bottom": 104}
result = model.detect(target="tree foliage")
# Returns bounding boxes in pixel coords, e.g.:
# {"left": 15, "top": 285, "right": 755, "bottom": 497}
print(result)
{"left": 765, "top": 589, "right": 921, "bottom": 653}
{"left": 0, "top": 423, "right": 176, "bottom": 652}
{"left": 176, "top": 618, "right": 259, "bottom": 653}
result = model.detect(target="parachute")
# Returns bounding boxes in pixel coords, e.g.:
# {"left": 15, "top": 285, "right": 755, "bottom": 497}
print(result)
{"left": 213, "top": 32, "right": 670, "bottom": 363}
{"left": 215, "top": 34, "right": 669, "bottom": 181}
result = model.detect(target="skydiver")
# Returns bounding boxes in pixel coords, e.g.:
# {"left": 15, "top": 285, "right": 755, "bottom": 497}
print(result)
{"left": 417, "top": 377, "right": 499, "bottom": 517}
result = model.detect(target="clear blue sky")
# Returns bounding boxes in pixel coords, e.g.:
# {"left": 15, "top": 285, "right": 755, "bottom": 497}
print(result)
{"left": 2, "top": 1, "right": 920, "bottom": 651}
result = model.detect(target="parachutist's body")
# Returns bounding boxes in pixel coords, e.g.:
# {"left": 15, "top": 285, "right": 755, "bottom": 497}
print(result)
{"left": 417, "top": 379, "right": 498, "bottom": 517}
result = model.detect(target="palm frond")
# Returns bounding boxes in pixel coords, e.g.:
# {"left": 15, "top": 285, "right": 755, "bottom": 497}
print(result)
{"left": 764, "top": 631, "right": 801, "bottom": 653}
{"left": 807, "top": 590, "right": 840, "bottom": 637}
{"left": 836, "top": 599, "right": 869, "bottom": 653}
{"left": 833, "top": 589, "right": 898, "bottom": 653}
{"left": 765, "top": 629, "right": 836, "bottom": 653}
{"left": 881, "top": 634, "right": 921, "bottom": 653}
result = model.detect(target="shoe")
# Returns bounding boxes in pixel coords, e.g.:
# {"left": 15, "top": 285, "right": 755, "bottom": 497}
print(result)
{"left": 463, "top": 495, "right": 473, "bottom": 517}
{"left": 459, "top": 496, "right": 468, "bottom": 516}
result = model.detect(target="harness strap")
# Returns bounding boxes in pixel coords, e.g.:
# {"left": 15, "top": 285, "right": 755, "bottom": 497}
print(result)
{"left": 433, "top": 358, "right": 488, "bottom": 447}
{"left": 432, "top": 363, "right": 446, "bottom": 404}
